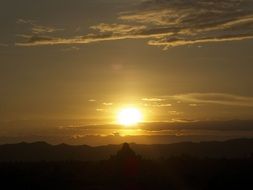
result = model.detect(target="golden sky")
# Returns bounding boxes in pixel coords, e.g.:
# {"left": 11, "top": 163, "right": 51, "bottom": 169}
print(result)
{"left": 0, "top": 0, "right": 253, "bottom": 144}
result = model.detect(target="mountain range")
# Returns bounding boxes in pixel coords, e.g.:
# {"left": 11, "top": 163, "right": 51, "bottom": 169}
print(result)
{"left": 0, "top": 138, "right": 253, "bottom": 161}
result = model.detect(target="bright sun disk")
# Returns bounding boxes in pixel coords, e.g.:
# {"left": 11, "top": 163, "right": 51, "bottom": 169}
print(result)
{"left": 117, "top": 107, "right": 142, "bottom": 126}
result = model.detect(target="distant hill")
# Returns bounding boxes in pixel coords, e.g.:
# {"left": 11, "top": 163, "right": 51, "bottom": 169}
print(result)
{"left": 0, "top": 138, "right": 253, "bottom": 161}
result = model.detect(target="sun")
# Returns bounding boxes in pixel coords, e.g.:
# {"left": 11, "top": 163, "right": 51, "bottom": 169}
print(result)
{"left": 117, "top": 107, "right": 143, "bottom": 126}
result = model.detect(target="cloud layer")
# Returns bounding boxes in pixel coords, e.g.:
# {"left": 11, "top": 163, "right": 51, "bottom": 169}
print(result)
{"left": 142, "top": 93, "right": 253, "bottom": 107}
{"left": 1, "top": 119, "right": 253, "bottom": 145}
{"left": 16, "top": 0, "right": 253, "bottom": 48}
{"left": 174, "top": 93, "right": 253, "bottom": 107}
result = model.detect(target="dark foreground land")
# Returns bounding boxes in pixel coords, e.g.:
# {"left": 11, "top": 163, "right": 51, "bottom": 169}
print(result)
{"left": 0, "top": 140, "right": 253, "bottom": 190}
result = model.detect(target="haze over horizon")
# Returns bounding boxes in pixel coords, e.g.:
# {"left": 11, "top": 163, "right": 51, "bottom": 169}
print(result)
{"left": 1, "top": 0, "right": 253, "bottom": 145}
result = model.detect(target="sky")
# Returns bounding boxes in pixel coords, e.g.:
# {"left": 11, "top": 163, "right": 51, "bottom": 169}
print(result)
{"left": 1, "top": 0, "right": 253, "bottom": 145}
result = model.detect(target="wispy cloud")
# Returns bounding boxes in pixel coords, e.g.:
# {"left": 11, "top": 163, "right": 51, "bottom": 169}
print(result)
{"left": 16, "top": 18, "right": 34, "bottom": 25}
{"left": 174, "top": 93, "right": 253, "bottom": 107}
{"left": 31, "top": 25, "right": 61, "bottom": 34}
{"left": 61, "top": 46, "right": 80, "bottom": 52}
{"left": 17, "top": 18, "right": 62, "bottom": 35}
{"left": 142, "top": 92, "right": 253, "bottom": 107}
{"left": 15, "top": 24, "right": 161, "bottom": 46}
{"left": 103, "top": 102, "right": 113, "bottom": 106}
{"left": 16, "top": 0, "right": 253, "bottom": 48}
{"left": 142, "top": 98, "right": 165, "bottom": 102}
{"left": 144, "top": 103, "right": 172, "bottom": 107}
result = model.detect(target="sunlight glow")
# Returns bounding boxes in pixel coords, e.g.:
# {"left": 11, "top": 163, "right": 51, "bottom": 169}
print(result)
{"left": 117, "top": 107, "right": 142, "bottom": 126}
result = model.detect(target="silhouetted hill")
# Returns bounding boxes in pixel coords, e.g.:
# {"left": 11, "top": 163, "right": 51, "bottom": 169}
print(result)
{"left": 0, "top": 142, "right": 253, "bottom": 189}
{"left": 0, "top": 138, "right": 253, "bottom": 161}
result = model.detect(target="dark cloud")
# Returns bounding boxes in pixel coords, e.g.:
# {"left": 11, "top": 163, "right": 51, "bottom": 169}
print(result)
{"left": 140, "top": 120, "right": 253, "bottom": 132}
{"left": 16, "top": 0, "right": 253, "bottom": 48}
{"left": 1, "top": 120, "right": 253, "bottom": 145}
{"left": 61, "top": 120, "right": 253, "bottom": 132}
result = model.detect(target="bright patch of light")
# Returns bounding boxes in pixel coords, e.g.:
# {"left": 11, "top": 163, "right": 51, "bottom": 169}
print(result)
{"left": 117, "top": 107, "right": 142, "bottom": 126}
